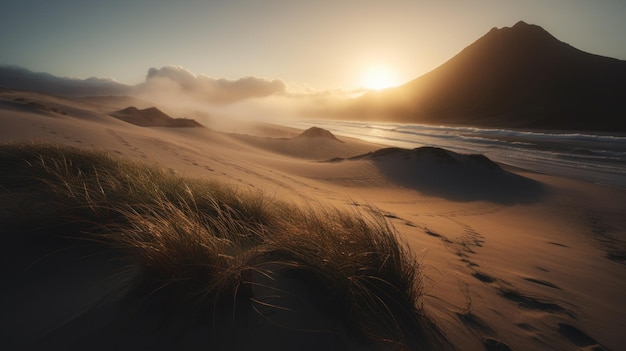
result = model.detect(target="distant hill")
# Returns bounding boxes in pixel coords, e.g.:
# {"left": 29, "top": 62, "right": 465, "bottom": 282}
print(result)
{"left": 350, "top": 21, "right": 626, "bottom": 131}
{"left": 0, "top": 66, "right": 131, "bottom": 97}
{"left": 110, "top": 107, "right": 203, "bottom": 128}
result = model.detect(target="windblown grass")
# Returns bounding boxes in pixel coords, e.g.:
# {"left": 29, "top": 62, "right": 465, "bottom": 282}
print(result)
{"left": 0, "top": 142, "right": 448, "bottom": 350}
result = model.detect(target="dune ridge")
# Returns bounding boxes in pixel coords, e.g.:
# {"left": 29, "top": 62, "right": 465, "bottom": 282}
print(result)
{"left": 296, "top": 126, "right": 344, "bottom": 142}
{"left": 229, "top": 126, "right": 376, "bottom": 160}
{"left": 326, "top": 146, "right": 545, "bottom": 203}
{"left": 110, "top": 106, "right": 203, "bottom": 128}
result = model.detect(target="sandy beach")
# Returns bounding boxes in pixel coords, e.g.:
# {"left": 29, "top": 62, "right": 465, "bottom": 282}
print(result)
{"left": 1, "top": 88, "right": 625, "bottom": 351}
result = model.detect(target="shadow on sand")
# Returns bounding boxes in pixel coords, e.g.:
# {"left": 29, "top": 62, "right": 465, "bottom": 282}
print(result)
{"left": 332, "top": 147, "right": 546, "bottom": 204}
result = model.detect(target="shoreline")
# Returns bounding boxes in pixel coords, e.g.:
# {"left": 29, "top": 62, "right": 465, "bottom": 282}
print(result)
{"left": 273, "top": 118, "right": 626, "bottom": 189}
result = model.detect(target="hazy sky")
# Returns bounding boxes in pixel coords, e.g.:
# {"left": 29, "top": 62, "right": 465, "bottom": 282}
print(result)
{"left": 2, "top": 0, "right": 625, "bottom": 90}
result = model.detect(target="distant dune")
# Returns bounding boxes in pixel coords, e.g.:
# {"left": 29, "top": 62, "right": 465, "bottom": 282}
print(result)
{"left": 229, "top": 126, "right": 377, "bottom": 160}
{"left": 351, "top": 21, "right": 626, "bottom": 131}
{"left": 110, "top": 106, "right": 203, "bottom": 128}
{"left": 328, "top": 146, "right": 544, "bottom": 203}
{"left": 295, "top": 126, "right": 343, "bottom": 141}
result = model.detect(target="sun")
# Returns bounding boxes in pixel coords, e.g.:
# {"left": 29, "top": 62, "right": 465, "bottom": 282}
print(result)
{"left": 361, "top": 65, "right": 398, "bottom": 90}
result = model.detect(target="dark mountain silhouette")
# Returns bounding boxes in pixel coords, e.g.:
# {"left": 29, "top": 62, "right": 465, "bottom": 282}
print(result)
{"left": 110, "top": 107, "right": 203, "bottom": 128}
{"left": 350, "top": 21, "right": 626, "bottom": 131}
{"left": 0, "top": 66, "right": 131, "bottom": 97}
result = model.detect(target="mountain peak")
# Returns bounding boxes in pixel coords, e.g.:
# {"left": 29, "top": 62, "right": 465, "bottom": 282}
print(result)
{"left": 488, "top": 20, "right": 532, "bottom": 32}
{"left": 512, "top": 20, "right": 529, "bottom": 28}
{"left": 353, "top": 21, "right": 626, "bottom": 131}
{"left": 483, "top": 21, "right": 556, "bottom": 45}
{"left": 510, "top": 20, "right": 550, "bottom": 35}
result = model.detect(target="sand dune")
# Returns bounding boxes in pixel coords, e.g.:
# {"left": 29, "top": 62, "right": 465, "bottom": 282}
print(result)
{"left": 1, "top": 88, "right": 625, "bottom": 351}
{"left": 110, "top": 106, "right": 204, "bottom": 128}
{"left": 327, "top": 147, "right": 545, "bottom": 203}
{"left": 230, "top": 126, "right": 379, "bottom": 160}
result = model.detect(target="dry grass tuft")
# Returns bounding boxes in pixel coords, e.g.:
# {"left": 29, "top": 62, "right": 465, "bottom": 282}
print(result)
{"left": 0, "top": 142, "right": 449, "bottom": 350}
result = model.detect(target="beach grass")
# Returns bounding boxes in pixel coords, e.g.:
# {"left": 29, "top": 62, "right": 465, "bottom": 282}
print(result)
{"left": 0, "top": 142, "right": 447, "bottom": 350}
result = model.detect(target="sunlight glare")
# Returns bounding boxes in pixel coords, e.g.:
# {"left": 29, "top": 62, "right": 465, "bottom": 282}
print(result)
{"left": 361, "top": 65, "right": 398, "bottom": 90}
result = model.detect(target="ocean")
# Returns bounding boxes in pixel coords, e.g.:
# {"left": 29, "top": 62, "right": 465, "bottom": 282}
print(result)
{"left": 277, "top": 119, "right": 626, "bottom": 189}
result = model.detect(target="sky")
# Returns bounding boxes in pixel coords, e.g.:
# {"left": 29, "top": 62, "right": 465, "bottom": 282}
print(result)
{"left": 1, "top": 0, "right": 625, "bottom": 91}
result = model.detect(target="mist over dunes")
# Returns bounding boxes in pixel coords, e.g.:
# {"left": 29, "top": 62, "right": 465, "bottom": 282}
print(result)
{"left": 349, "top": 21, "right": 626, "bottom": 131}
{"left": 0, "top": 65, "right": 287, "bottom": 105}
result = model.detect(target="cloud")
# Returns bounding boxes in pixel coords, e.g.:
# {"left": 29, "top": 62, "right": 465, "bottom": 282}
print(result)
{"left": 145, "top": 66, "right": 198, "bottom": 90}
{"left": 141, "top": 66, "right": 287, "bottom": 104}
{"left": 0, "top": 65, "right": 131, "bottom": 96}
{"left": 0, "top": 64, "right": 357, "bottom": 124}
{"left": 132, "top": 66, "right": 369, "bottom": 126}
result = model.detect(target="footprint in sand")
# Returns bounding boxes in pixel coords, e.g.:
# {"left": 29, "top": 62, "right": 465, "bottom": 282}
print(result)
{"left": 482, "top": 338, "right": 512, "bottom": 351}
{"left": 496, "top": 287, "right": 575, "bottom": 318}
{"left": 587, "top": 213, "right": 626, "bottom": 265}
{"left": 515, "top": 323, "right": 538, "bottom": 332}
{"left": 457, "top": 311, "right": 495, "bottom": 335}
{"left": 547, "top": 241, "right": 569, "bottom": 248}
{"left": 558, "top": 323, "right": 608, "bottom": 351}
{"left": 459, "top": 316, "right": 513, "bottom": 351}
{"left": 422, "top": 227, "right": 453, "bottom": 243}
{"left": 383, "top": 212, "right": 400, "bottom": 219}
{"left": 523, "top": 277, "right": 561, "bottom": 290}
{"left": 422, "top": 226, "right": 483, "bottom": 268}
{"left": 472, "top": 271, "right": 497, "bottom": 283}
{"left": 464, "top": 266, "right": 575, "bottom": 319}
{"left": 455, "top": 298, "right": 512, "bottom": 351}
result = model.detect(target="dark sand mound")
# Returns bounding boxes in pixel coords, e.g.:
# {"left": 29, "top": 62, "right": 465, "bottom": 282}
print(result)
{"left": 228, "top": 126, "right": 375, "bottom": 160}
{"left": 110, "top": 107, "right": 203, "bottom": 128}
{"left": 331, "top": 146, "right": 544, "bottom": 203}
{"left": 295, "top": 127, "right": 343, "bottom": 142}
